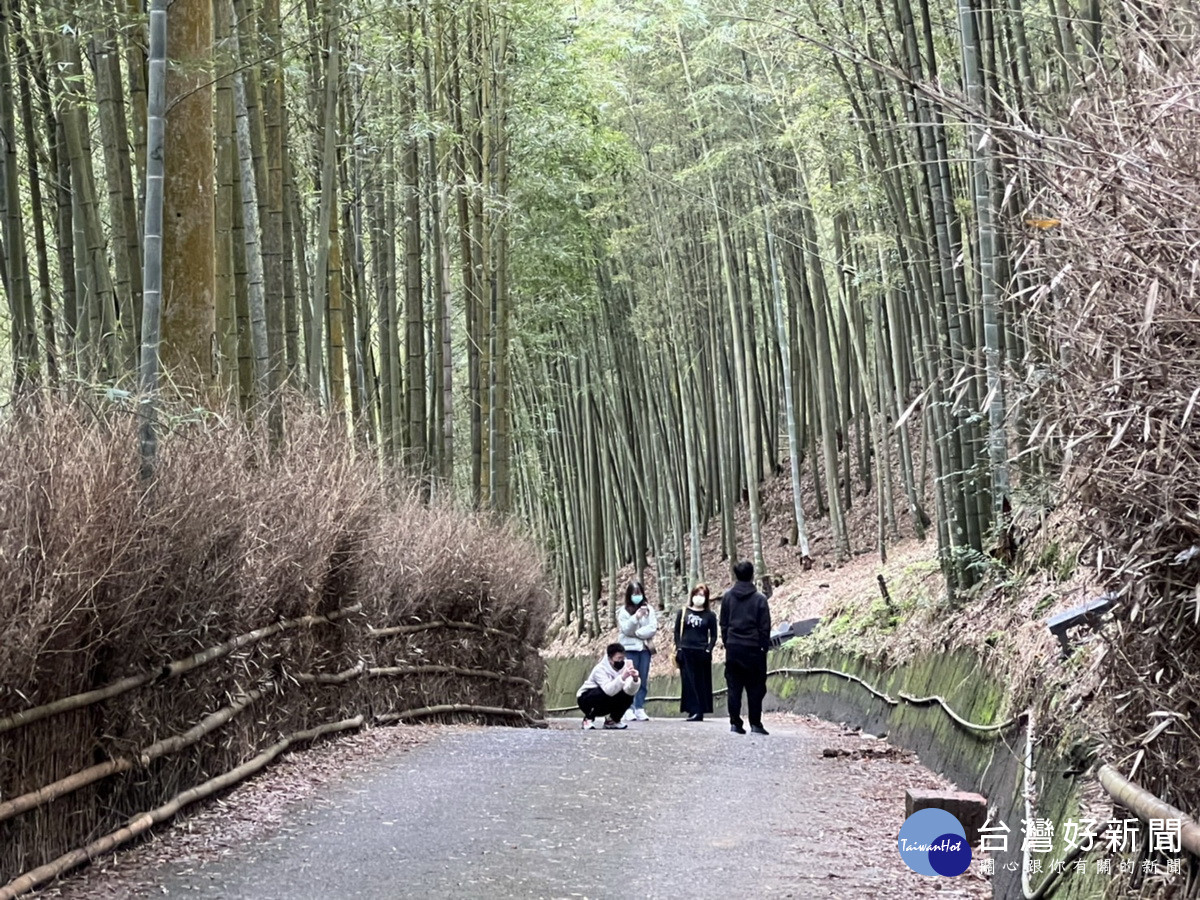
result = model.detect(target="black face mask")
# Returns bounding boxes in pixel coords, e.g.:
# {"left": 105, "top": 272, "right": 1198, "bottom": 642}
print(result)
{"left": 611, "top": 658, "right": 625, "bottom": 670}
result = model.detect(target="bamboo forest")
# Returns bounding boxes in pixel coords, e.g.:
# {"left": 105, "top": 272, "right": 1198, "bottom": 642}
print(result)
{"left": 1, "top": 0, "right": 1199, "bottom": 895}
{"left": 3, "top": 0, "right": 1191, "bottom": 613}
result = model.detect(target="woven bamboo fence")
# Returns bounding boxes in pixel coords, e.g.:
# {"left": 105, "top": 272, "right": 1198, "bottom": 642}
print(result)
{"left": 0, "top": 602, "right": 545, "bottom": 898}
{"left": 0, "top": 404, "right": 550, "bottom": 898}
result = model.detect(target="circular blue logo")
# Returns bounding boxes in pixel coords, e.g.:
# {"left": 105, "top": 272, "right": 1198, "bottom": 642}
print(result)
{"left": 897, "top": 809, "right": 972, "bottom": 877}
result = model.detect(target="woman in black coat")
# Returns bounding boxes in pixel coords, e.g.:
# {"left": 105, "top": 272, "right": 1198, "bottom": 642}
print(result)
{"left": 674, "top": 583, "right": 718, "bottom": 721}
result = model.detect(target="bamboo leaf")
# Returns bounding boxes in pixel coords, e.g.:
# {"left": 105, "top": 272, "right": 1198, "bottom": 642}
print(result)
{"left": 1139, "top": 278, "right": 1160, "bottom": 338}
{"left": 1179, "top": 386, "right": 1200, "bottom": 429}
{"left": 1140, "top": 717, "right": 1173, "bottom": 746}
{"left": 894, "top": 384, "right": 932, "bottom": 432}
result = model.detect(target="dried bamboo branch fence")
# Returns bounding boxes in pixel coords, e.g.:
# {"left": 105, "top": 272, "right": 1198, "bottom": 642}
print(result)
{"left": 0, "top": 717, "right": 368, "bottom": 900}
{"left": 0, "top": 403, "right": 551, "bottom": 895}
{"left": 0, "top": 608, "right": 546, "bottom": 897}
{"left": 0, "top": 605, "right": 362, "bottom": 737}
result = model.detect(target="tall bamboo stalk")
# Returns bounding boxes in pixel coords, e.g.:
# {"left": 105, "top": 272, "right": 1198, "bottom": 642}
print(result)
{"left": 229, "top": 9, "right": 269, "bottom": 404}
{"left": 308, "top": 0, "right": 339, "bottom": 402}
{"left": 138, "top": 0, "right": 167, "bottom": 478}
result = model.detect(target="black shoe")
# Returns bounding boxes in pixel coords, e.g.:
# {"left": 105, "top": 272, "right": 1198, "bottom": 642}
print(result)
{"left": 686, "top": 713, "right": 703, "bottom": 722}
{"left": 731, "top": 723, "right": 746, "bottom": 734}
{"left": 750, "top": 724, "right": 769, "bottom": 736}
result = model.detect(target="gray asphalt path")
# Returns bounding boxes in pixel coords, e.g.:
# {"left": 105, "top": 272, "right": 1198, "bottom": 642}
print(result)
{"left": 153, "top": 716, "right": 976, "bottom": 900}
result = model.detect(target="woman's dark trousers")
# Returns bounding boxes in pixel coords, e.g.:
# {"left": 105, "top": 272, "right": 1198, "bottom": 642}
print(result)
{"left": 679, "top": 649, "right": 714, "bottom": 715}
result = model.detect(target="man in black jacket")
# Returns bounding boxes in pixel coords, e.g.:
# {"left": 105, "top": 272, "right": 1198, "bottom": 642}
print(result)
{"left": 718, "top": 560, "right": 772, "bottom": 735}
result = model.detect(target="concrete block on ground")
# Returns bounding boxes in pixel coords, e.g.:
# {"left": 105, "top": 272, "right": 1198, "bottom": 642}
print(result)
{"left": 905, "top": 789, "right": 988, "bottom": 844}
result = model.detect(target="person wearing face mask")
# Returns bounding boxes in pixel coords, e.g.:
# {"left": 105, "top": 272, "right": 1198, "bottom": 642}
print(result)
{"left": 577, "top": 643, "right": 640, "bottom": 729}
{"left": 673, "top": 584, "right": 718, "bottom": 721}
{"left": 616, "top": 580, "right": 658, "bottom": 721}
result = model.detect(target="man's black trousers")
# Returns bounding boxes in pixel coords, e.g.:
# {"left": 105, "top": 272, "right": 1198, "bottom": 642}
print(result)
{"left": 724, "top": 646, "right": 768, "bottom": 727}
{"left": 578, "top": 687, "right": 634, "bottom": 721}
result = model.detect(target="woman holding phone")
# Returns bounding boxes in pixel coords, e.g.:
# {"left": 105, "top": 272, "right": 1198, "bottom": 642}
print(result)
{"left": 674, "top": 583, "right": 718, "bottom": 721}
{"left": 616, "top": 580, "right": 658, "bottom": 721}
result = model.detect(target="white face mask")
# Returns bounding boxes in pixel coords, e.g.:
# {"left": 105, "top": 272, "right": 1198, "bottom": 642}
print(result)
{"left": 690, "top": 596, "right": 705, "bottom": 609}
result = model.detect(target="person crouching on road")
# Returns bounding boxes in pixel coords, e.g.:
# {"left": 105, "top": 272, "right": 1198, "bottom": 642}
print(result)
{"left": 719, "top": 560, "right": 772, "bottom": 736}
{"left": 617, "top": 580, "right": 658, "bottom": 721}
{"left": 577, "top": 643, "right": 640, "bottom": 729}
{"left": 674, "top": 583, "right": 718, "bottom": 721}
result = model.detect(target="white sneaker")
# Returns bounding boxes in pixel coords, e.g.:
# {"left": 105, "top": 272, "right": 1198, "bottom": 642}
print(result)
{"left": 581, "top": 718, "right": 597, "bottom": 730}
{"left": 633, "top": 709, "right": 650, "bottom": 722}
{"left": 622, "top": 708, "right": 635, "bottom": 722}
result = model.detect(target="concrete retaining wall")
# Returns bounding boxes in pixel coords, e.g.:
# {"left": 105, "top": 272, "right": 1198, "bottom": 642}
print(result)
{"left": 766, "top": 643, "right": 1108, "bottom": 900}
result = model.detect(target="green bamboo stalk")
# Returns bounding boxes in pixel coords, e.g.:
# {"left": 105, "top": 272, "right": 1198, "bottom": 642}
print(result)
{"left": 138, "top": 0, "right": 167, "bottom": 478}
{"left": 230, "top": 42, "right": 270, "bottom": 404}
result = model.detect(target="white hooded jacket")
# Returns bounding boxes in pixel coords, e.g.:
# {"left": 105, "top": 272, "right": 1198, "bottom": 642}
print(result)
{"left": 576, "top": 656, "right": 641, "bottom": 698}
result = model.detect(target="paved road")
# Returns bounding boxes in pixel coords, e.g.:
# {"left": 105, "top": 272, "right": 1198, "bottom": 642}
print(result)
{"left": 154, "top": 716, "right": 985, "bottom": 899}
